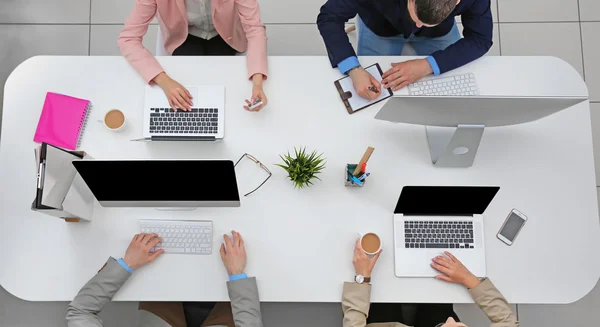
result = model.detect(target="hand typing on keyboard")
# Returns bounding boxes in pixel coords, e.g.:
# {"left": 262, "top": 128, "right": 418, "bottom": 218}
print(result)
{"left": 122, "top": 233, "right": 164, "bottom": 270}
{"left": 382, "top": 59, "right": 433, "bottom": 91}
{"left": 153, "top": 72, "right": 193, "bottom": 112}
{"left": 431, "top": 251, "right": 481, "bottom": 289}
{"left": 220, "top": 230, "right": 247, "bottom": 275}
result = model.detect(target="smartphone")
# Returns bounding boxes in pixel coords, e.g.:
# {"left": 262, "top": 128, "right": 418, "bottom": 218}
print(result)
{"left": 248, "top": 98, "right": 263, "bottom": 111}
{"left": 497, "top": 209, "right": 527, "bottom": 245}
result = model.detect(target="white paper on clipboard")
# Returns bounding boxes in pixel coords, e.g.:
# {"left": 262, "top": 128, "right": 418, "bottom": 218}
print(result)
{"left": 338, "top": 64, "right": 392, "bottom": 112}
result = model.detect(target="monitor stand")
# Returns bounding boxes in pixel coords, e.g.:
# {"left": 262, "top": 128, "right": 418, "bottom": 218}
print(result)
{"left": 425, "top": 124, "right": 485, "bottom": 168}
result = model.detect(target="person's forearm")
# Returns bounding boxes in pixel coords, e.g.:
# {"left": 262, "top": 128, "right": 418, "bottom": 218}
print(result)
{"left": 251, "top": 74, "right": 264, "bottom": 87}
{"left": 469, "top": 279, "right": 518, "bottom": 326}
{"left": 152, "top": 72, "right": 169, "bottom": 86}
{"left": 342, "top": 282, "right": 371, "bottom": 327}
{"left": 317, "top": 0, "right": 360, "bottom": 69}
{"left": 340, "top": 57, "right": 361, "bottom": 75}
{"left": 431, "top": 10, "right": 493, "bottom": 74}
{"left": 463, "top": 274, "right": 481, "bottom": 289}
{"left": 430, "top": 36, "right": 490, "bottom": 74}
{"left": 227, "top": 277, "right": 264, "bottom": 327}
{"left": 66, "top": 257, "right": 131, "bottom": 327}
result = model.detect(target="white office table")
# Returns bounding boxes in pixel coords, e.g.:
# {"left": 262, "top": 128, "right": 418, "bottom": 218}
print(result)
{"left": 1, "top": 56, "right": 598, "bottom": 304}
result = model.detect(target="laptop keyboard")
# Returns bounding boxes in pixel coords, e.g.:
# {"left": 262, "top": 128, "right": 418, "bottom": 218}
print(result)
{"left": 404, "top": 220, "right": 474, "bottom": 249}
{"left": 149, "top": 108, "right": 219, "bottom": 134}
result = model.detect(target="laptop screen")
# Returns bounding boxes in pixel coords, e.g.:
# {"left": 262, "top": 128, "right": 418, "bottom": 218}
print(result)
{"left": 394, "top": 186, "right": 500, "bottom": 215}
{"left": 72, "top": 160, "right": 239, "bottom": 203}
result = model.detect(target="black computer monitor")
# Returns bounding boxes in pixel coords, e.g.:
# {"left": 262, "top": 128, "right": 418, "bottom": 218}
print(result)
{"left": 72, "top": 160, "right": 240, "bottom": 208}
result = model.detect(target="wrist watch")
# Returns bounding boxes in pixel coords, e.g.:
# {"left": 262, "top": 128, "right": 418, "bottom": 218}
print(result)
{"left": 354, "top": 274, "right": 371, "bottom": 284}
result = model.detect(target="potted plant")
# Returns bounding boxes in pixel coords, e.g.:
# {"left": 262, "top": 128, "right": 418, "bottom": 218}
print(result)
{"left": 276, "top": 147, "right": 326, "bottom": 188}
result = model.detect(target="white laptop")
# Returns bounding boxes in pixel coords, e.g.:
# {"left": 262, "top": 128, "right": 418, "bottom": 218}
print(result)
{"left": 137, "top": 84, "right": 225, "bottom": 141}
{"left": 393, "top": 186, "right": 500, "bottom": 278}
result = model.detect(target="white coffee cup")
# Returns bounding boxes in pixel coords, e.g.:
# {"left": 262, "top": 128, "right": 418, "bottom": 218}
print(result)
{"left": 359, "top": 232, "right": 382, "bottom": 257}
{"left": 100, "top": 109, "right": 126, "bottom": 131}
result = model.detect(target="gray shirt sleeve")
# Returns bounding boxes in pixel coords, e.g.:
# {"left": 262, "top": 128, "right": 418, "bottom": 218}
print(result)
{"left": 226, "top": 277, "right": 263, "bottom": 327}
{"left": 66, "top": 257, "right": 131, "bottom": 327}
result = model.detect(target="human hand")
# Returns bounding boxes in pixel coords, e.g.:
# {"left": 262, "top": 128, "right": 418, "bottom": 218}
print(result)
{"left": 244, "top": 74, "right": 267, "bottom": 111}
{"left": 349, "top": 67, "right": 381, "bottom": 101}
{"left": 153, "top": 72, "right": 193, "bottom": 112}
{"left": 220, "top": 230, "right": 247, "bottom": 275}
{"left": 381, "top": 59, "right": 433, "bottom": 91}
{"left": 352, "top": 238, "right": 382, "bottom": 278}
{"left": 122, "top": 233, "right": 164, "bottom": 270}
{"left": 431, "top": 251, "right": 481, "bottom": 289}
{"left": 441, "top": 317, "right": 467, "bottom": 327}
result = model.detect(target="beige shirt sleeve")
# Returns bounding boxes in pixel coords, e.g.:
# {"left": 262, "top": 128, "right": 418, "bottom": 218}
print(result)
{"left": 469, "top": 279, "right": 520, "bottom": 327}
{"left": 342, "top": 282, "right": 372, "bottom": 327}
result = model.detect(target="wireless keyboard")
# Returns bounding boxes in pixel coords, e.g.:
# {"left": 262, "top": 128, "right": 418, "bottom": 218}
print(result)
{"left": 140, "top": 219, "right": 213, "bottom": 255}
{"left": 408, "top": 73, "right": 479, "bottom": 96}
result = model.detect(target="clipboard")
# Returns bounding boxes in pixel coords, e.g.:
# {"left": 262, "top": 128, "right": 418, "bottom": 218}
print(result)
{"left": 334, "top": 63, "right": 393, "bottom": 114}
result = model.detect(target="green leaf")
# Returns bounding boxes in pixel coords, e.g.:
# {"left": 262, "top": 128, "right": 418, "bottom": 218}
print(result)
{"left": 278, "top": 147, "right": 326, "bottom": 188}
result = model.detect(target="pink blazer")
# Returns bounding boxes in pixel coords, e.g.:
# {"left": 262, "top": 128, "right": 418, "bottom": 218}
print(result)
{"left": 118, "top": 0, "right": 268, "bottom": 84}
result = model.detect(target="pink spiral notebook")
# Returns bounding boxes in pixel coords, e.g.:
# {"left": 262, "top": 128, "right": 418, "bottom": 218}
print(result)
{"left": 34, "top": 92, "right": 92, "bottom": 150}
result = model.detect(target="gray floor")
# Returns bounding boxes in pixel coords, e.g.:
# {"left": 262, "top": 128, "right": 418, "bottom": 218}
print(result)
{"left": 2, "top": 0, "right": 600, "bottom": 326}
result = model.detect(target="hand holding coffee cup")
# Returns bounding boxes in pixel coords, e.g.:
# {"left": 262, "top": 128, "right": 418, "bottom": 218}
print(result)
{"left": 360, "top": 232, "right": 382, "bottom": 256}
{"left": 353, "top": 236, "right": 382, "bottom": 278}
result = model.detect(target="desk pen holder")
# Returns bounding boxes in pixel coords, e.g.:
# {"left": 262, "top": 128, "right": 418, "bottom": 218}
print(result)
{"left": 345, "top": 164, "right": 367, "bottom": 187}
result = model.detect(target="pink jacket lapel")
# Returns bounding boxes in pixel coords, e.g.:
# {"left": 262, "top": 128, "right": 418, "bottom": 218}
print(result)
{"left": 174, "top": 0, "right": 187, "bottom": 20}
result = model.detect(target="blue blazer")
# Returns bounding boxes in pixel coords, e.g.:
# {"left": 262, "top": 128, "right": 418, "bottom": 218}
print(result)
{"left": 317, "top": 0, "right": 493, "bottom": 75}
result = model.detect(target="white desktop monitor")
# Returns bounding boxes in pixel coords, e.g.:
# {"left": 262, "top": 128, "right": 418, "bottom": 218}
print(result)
{"left": 375, "top": 96, "right": 588, "bottom": 167}
{"left": 72, "top": 159, "right": 240, "bottom": 207}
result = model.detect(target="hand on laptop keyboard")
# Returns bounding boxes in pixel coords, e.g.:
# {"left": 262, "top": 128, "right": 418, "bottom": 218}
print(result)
{"left": 153, "top": 72, "right": 193, "bottom": 112}
{"left": 431, "top": 251, "right": 481, "bottom": 289}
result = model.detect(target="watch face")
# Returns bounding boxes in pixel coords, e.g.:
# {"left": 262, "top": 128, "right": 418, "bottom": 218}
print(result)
{"left": 355, "top": 274, "right": 364, "bottom": 284}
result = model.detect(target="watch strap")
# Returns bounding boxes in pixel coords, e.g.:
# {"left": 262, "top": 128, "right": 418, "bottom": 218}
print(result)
{"left": 363, "top": 277, "right": 371, "bottom": 283}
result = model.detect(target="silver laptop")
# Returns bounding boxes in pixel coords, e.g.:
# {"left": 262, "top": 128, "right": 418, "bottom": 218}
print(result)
{"left": 138, "top": 84, "right": 225, "bottom": 141}
{"left": 393, "top": 186, "right": 500, "bottom": 278}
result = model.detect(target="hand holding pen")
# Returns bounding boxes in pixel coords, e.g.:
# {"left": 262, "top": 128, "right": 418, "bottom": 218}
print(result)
{"left": 348, "top": 66, "right": 382, "bottom": 100}
{"left": 368, "top": 85, "right": 380, "bottom": 94}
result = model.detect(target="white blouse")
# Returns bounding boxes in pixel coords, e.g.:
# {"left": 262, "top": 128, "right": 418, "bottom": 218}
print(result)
{"left": 185, "top": 0, "right": 219, "bottom": 40}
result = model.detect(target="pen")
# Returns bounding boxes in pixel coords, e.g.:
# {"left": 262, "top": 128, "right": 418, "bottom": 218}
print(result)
{"left": 351, "top": 176, "right": 364, "bottom": 185}
{"left": 358, "top": 173, "right": 370, "bottom": 181}
{"left": 368, "top": 85, "right": 380, "bottom": 93}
